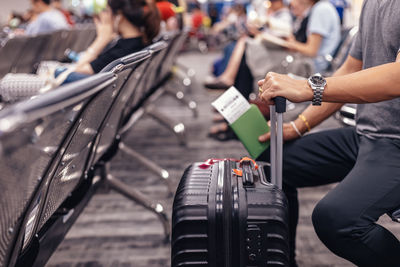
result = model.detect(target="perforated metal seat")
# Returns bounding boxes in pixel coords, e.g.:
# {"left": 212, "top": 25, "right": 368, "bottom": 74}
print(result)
{"left": 0, "top": 36, "right": 29, "bottom": 78}
{"left": 0, "top": 72, "right": 115, "bottom": 267}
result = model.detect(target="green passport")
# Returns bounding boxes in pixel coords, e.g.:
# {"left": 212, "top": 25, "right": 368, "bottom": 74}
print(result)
{"left": 230, "top": 104, "right": 270, "bottom": 158}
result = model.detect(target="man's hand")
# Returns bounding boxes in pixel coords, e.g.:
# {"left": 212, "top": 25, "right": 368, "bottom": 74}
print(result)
{"left": 259, "top": 122, "right": 302, "bottom": 143}
{"left": 258, "top": 72, "right": 313, "bottom": 105}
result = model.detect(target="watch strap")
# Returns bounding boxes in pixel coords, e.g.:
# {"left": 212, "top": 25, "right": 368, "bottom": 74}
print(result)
{"left": 312, "top": 86, "right": 323, "bottom": 106}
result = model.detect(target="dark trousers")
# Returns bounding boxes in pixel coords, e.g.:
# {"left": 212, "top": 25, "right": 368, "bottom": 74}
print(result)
{"left": 258, "top": 127, "right": 400, "bottom": 266}
{"left": 234, "top": 53, "right": 253, "bottom": 100}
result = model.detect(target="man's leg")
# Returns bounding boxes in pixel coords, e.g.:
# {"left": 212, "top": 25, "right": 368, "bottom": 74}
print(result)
{"left": 312, "top": 136, "right": 400, "bottom": 266}
{"left": 257, "top": 127, "right": 360, "bottom": 266}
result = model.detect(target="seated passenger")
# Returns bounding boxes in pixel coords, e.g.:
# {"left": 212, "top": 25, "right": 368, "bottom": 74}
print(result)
{"left": 51, "top": 0, "right": 75, "bottom": 26}
{"left": 0, "top": 0, "right": 160, "bottom": 102}
{"left": 205, "top": 0, "right": 340, "bottom": 90}
{"left": 156, "top": 0, "right": 178, "bottom": 31}
{"left": 257, "top": 0, "right": 400, "bottom": 265}
{"left": 74, "top": 0, "right": 160, "bottom": 75}
{"left": 287, "top": 0, "right": 341, "bottom": 72}
{"left": 26, "top": 0, "right": 69, "bottom": 35}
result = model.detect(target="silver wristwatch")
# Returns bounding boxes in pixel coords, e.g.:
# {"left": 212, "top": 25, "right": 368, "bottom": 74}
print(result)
{"left": 308, "top": 73, "right": 327, "bottom": 106}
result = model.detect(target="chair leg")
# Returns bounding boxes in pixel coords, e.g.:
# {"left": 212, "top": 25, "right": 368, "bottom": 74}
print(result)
{"left": 119, "top": 142, "right": 174, "bottom": 196}
{"left": 172, "top": 64, "right": 198, "bottom": 94}
{"left": 145, "top": 104, "right": 187, "bottom": 146}
{"left": 174, "top": 63, "right": 196, "bottom": 79}
{"left": 102, "top": 163, "right": 171, "bottom": 243}
{"left": 119, "top": 107, "right": 145, "bottom": 135}
{"left": 164, "top": 84, "right": 198, "bottom": 118}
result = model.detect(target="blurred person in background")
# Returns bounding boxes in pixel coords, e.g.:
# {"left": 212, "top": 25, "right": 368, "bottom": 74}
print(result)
{"left": 207, "top": 0, "right": 293, "bottom": 140}
{"left": 25, "top": 0, "right": 69, "bottom": 35}
{"left": 190, "top": 3, "right": 204, "bottom": 32}
{"left": 73, "top": 0, "right": 160, "bottom": 75}
{"left": 51, "top": 0, "right": 75, "bottom": 26}
{"left": 156, "top": 0, "right": 178, "bottom": 31}
{"left": 205, "top": 0, "right": 292, "bottom": 90}
{"left": 7, "top": 12, "right": 25, "bottom": 29}
{"left": 206, "top": 0, "right": 340, "bottom": 91}
{"left": 208, "top": 3, "right": 219, "bottom": 27}
{"left": 286, "top": 0, "right": 341, "bottom": 72}
{"left": 0, "top": 0, "right": 161, "bottom": 86}
{"left": 207, "top": 0, "right": 340, "bottom": 142}
{"left": 211, "top": 4, "right": 247, "bottom": 38}
{"left": 330, "top": 0, "right": 349, "bottom": 24}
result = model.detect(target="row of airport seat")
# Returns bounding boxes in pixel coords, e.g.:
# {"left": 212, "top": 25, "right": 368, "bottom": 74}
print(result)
{"left": 0, "top": 30, "right": 193, "bottom": 267}
{"left": 0, "top": 25, "right": 97, "bottom": 78}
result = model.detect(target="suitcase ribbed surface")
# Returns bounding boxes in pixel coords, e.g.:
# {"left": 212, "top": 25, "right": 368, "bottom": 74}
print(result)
{"left": 172, "top": 161, "right": 290, "bottom": 267}
{"left": 172, "top": 163, "right": 212, "bottom": 266}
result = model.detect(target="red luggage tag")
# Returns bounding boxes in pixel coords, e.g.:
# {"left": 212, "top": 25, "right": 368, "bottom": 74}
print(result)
{"left": 198, "top": 158, "right": 240, "bottom": 169}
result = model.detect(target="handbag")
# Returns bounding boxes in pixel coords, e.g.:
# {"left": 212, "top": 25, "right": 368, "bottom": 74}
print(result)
{"left": 0, "top": 66, "right": 76, "bottom": 103}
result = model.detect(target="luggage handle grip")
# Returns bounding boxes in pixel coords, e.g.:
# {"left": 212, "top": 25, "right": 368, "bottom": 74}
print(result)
{"left": 274, "top": 96, "right": 286, "bottom": 113}
{"left": 242, "top": 160, "right": 254, "bottom": 186}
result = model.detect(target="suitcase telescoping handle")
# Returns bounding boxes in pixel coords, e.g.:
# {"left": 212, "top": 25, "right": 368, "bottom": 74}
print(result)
{"left": 269, "top": 97, "right": 286, "bottom": 189}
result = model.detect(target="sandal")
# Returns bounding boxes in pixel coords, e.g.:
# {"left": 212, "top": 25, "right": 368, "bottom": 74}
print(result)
{"left": 212, "top": 114, "right": 225, "bottom": 123}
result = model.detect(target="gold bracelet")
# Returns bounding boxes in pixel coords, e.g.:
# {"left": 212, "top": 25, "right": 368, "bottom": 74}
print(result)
{"left": 298, "top": 114, "right": 311, "bottom": 132}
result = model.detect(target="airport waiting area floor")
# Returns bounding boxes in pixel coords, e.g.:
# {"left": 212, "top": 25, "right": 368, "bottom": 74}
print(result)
{"left": 46, "top": 51, "right": 400, "bottom": 267}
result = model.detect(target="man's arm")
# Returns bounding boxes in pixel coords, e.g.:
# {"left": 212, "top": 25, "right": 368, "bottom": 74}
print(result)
{"left": 291, "top": 55, "right": 363, "bottom": 134}
{"left": 258, "top": 55, "right": 363, "bottom": 142}
{"left": 260, "top": 59, "right": 400, "bottom": 105}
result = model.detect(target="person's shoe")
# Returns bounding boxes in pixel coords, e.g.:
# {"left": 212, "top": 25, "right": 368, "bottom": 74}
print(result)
{"left": 207, "top": 122, "right": 238, "bottom": 141}
{"left": 204, "top": 80, "right": 231, "bottom": 90}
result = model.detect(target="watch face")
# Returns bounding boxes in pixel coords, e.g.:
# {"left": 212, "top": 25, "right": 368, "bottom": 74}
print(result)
{"left": 310, "top": 75, "right": 326, "bottom": 87}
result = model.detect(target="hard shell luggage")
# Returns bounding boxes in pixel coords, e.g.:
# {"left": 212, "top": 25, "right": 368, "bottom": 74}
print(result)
{"left": 171, "top": 98, "right": 290, "bottom": 267}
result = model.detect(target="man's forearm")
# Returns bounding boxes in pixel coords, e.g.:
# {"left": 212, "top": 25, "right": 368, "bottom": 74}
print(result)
{"left": 293, "top": 56, "right": 363, "bottom": 133}
{"left": 324, "top": 62, "right": 400, "bottom": 103}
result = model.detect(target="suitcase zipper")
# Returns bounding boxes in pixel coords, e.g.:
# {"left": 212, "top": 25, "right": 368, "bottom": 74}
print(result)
{"left": 214, "top": 161, "right": 225, "bottom": 267}
{"left": 222, "top": 160, "right": 232, "bottom": 267}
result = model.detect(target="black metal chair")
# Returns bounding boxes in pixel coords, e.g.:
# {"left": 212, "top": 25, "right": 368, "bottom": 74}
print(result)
{"left": 95, "top": 46, "right": 172, "bottom": 240}
{"left": 0, "top": 72, "right": 116, "bottom": 267}
{"left": 39, "top": 31, "right": 70, "bottom": 62}
{"left": 121, "top": 32, "right": 194, "bottom": 147}
{"left": 0, "top": 33, "right": 193, "bottom": 266}
{"left": 0, "top": 36, "right": 30, "bottom": 78}
{"left": 322, "top": 26, "right": 359, "bottom": 75}
{"left": 50, "top": 30, "right": 75, "bottom": 62}
{"left": 10, "top": 34, "right": 52, "bottom": 74}
{"left": 100, "top": 41, "right": 175, "bottom": 196}
{"left": 70, "top": 27, "right": 96, "bottom": 53}
{"left": 21, "top": 50, "right": 156, "bottom": 266}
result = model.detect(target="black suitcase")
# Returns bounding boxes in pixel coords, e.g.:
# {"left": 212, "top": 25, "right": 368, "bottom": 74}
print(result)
{"left": 171, "top": 99, "right": 290, "bottom": 267}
